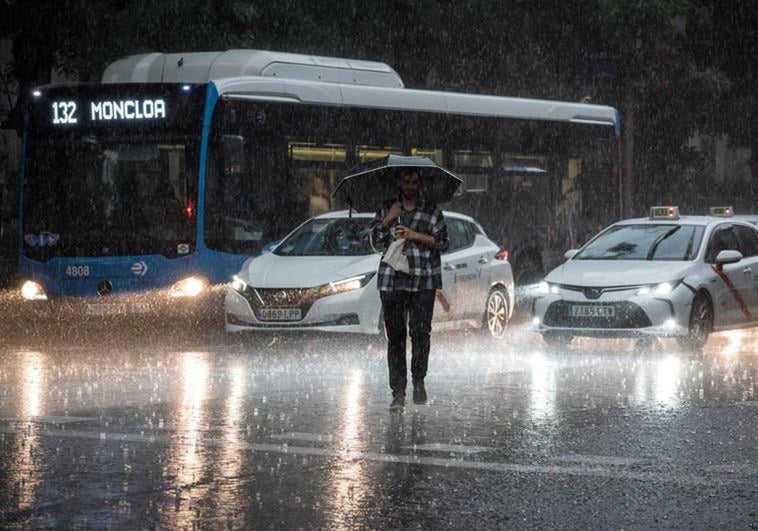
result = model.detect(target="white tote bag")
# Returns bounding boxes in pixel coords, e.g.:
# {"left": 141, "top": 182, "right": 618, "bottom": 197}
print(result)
{"left": 381, "top": 237, "right": 410, "bottom": 273}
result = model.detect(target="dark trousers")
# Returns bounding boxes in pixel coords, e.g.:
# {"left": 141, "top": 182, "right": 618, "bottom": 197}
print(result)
{"left": 380, "top": 289, "right": 436, "bottom": 395}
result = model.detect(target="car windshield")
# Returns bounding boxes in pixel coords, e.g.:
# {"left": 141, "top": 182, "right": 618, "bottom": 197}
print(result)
{"left": 274, "top": 217, "right": 376, "bottom": 256}
{"left": 575, "top": 224, "right": 705, "bottom": 261}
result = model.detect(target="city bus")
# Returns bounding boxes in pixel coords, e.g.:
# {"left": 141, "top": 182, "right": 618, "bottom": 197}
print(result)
{"left": 18, "top": 49, "right": 620, "bottom": 316}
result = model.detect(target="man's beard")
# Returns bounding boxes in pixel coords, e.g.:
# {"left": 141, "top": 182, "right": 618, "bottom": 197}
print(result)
{"left": 401, "top": 190, "right": 416, "bottom": 201}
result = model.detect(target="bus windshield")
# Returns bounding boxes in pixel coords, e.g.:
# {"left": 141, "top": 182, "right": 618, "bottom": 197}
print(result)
{"left": 23, "top": 134, "right": 199, "bottom": 260}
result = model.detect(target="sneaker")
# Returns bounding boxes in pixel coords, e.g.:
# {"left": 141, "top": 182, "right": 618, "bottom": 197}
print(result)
{"left": 389, "top": 393, "right": 405, "bottom": 411}
{"left": 412, "top": 382, "right": 427, "bottom": 405}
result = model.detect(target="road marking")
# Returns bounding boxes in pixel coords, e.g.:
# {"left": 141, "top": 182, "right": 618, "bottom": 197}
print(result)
{"left": 270, "top": 432, "right": 334, "bottom": 443}
{"left": 553, "top": 454, "right": 651, "bottom": 466}
{"left": 0, "top": 426, "right": 747, "bottom": 487}
{"left": 0, "top": 416, "right": 97, "bottom": 424}
{"left": 402, "top": 443, "right": 493, "bottom": 454}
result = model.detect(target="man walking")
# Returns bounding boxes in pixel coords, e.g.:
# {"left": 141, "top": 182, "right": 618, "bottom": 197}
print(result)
{"left": 372, "top": 168, "right": 449, "bottom": 410}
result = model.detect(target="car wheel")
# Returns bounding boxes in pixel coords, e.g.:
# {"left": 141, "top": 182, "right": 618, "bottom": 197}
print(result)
{"left": 542, "top": 331, "right": 573, "bottom": 349}
{"left": 483, "top": 287, "right": 510, "bottom": 339}
{"left": 677, "top": 291, "right": 712, "bottom": 351}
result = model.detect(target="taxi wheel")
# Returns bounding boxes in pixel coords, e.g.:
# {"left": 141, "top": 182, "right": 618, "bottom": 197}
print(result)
{"left": 484, "top": 287, "right": 510, "bottom": 339}
{"left": 677, "top": 292, "right": 712, "bottom": 351}
{"left": 543, "top": 331, "right": 573, "bottom": 349}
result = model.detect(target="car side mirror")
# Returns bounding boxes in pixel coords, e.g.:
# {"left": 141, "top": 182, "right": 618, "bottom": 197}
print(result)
{"left": 564, "top": 249, "right": 579, "bottom": 260}
{"left": 715, "top": 250, "right": 743, "bottom": 270}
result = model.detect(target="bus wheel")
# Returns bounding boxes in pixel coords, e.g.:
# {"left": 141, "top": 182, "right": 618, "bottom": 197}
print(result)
{"left": 483, "top": 287, "right": 510, "bottom": 339}
{"left": 677, "top": 292, "right": 712, "bottom": 352}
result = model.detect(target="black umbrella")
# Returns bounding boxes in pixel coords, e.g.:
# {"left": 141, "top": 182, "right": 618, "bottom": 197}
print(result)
{"left": 332, "top": 155, "right": 462, "bottom": 212}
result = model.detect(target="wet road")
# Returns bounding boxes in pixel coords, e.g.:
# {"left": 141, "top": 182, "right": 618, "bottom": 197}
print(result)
{"left": 0, "top": 295, "right": 756, "bottom": 528}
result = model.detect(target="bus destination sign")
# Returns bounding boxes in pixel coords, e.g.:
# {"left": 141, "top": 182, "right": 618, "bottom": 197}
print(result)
{"left": 50, "top": 98, "right": 168, "bottom": 126}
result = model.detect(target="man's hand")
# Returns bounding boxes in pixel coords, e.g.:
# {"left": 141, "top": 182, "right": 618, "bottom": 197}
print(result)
{"left": 395, "top": 225, "right": 435, "bottom": 247}
{"left": 382, "top": 201, "right": 402, "bottom": 228}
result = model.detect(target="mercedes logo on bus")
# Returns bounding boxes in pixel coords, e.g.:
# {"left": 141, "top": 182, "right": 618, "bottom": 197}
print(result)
{"left": 97, "top": 280, "right": 113, "bottom": 296}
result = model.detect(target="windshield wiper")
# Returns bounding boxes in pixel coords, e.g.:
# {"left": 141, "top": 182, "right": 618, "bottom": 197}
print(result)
{"left": 646, "top": 226, "right": 681, "bottom": 260}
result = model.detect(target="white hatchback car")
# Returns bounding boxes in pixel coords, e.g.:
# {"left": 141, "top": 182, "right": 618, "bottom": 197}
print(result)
{"left": 225, "top": 210, "right": 514, "bottom": 338}
{"left": 532, "top": 207, "right": 758, "bottom": 349}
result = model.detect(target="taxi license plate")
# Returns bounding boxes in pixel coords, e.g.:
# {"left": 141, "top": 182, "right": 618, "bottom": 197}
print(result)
{"left": 568, "top": 305, "right": 615, "bottom": 318}
{"left": 258, "top": 308, "right": 302, "bottom": 321}
{"left": 86, "top": 303, "right": 151, "bottom": 316}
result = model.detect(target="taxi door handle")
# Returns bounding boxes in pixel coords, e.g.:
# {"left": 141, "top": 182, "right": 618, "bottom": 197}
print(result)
{"left": 478, "top": 257, "right": 489, "bottom": 264}
{"left": 743, "top": 267, "right": 752, "bottom": 275}
{"left": 443, "top": 264, "right": 456, "bottom": 271}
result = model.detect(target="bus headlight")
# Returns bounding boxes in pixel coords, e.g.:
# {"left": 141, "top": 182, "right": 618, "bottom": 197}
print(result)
{"left": 21, "top": 280, "right": 48, "bottom": 301}
{"left": 170, "top": 276, "right": 207, "bottom": 298}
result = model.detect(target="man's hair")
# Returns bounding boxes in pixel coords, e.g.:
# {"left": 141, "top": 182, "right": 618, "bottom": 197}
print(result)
{"left": 396, "top": 168, "right": 420, "bottom": 180}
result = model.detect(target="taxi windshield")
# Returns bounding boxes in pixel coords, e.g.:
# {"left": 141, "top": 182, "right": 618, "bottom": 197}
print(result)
{"left": 274, "top": 217, "right": 375, "bottom": 256}
{"left": 575, "top": 224, "right": 705, "bottom": 261}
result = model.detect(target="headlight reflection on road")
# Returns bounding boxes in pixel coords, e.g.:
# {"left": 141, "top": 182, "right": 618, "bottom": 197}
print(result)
{"left": 653, "top": 355, "right": 682, "bottom": 407}
{"left": 22, "top": 351, "right": 45, "bottom": 419}
{"left": 12, "top": 351, "right": 47, "bottom": 510}
{"left": 528, "top": 351, "right": 556, "bottom": 419}
{"left": 721, "top": 329, "right": 746, "bottom": 357}
{"left": 325, "top": 368, "right": 368, "bottom": 528}
{"left": 176, "top": 352, "right": 210, "bottom": 487}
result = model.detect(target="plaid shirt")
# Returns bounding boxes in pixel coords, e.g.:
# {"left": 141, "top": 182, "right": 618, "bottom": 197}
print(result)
{"left": 372, "top": 199, "right": 449, "bottom": 291}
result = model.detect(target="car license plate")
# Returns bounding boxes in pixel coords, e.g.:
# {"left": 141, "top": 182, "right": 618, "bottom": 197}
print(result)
{"left": 568, "top": 305, "right": 615, "bottom": 318}
{"left": 258, "top": 308, "right": 302, "bottom": 321}
{"left": 86, "top": 303, "right": 151, "bottom": 316}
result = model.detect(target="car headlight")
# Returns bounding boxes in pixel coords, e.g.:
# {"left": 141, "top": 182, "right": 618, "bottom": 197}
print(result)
{"left": 329, "top": 272, "right": 376, "bottom": 294}
{"left": 169, "top": 276, "right": 207, "bottom": 298}
{"left": 537, "top": 281, "right": 559, "bottom": 295}
{"left": 231, "top": 275, "right": 248, "bottom": 292}
{"left": 636, "top": 280, "right": 680, "bottom": 297}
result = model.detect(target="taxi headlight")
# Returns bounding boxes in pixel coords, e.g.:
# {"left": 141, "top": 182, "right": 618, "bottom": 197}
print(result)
{"left": 21, "top": 280, "right": 47, "bottom": 301}
{"left": 329, "top": 272, "right": 376, "bottom": 294}
{"left": 636, "top": 280, "right": 680, "bottom": 297}
{"left": 537, "top": 281, "right": 559, "bottom": 295}
{"left": 170, "top": 276, "right": 207, "bottom": 298}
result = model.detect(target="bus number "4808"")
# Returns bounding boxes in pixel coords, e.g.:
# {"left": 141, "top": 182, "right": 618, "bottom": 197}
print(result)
{"left": 66, "top": 265, "right": 91, "bottom": 277}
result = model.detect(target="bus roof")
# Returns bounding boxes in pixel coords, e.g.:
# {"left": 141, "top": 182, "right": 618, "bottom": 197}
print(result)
{"left": 102, "top": 49, "right": 405, "bottom": 88}
{"left": 101, "top": 50, "right": 620, "bottom": 134}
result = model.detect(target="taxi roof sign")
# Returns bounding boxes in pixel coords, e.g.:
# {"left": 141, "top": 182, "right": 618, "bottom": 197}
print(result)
{"left": 708, "top": 206, "right": 734, "bottom": 217}
{"left": 650, "top": 206, "right": 680, "bottom": 220}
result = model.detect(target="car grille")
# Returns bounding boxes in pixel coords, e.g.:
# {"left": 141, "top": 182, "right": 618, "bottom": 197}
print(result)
{"left": 543, "top": 301, "right": 652, "bottom": 329}
{"left": 239, "top": 286, "right": 329, "bottom": 315}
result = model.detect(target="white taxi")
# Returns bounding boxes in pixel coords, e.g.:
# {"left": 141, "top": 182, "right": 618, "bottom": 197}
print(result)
{"left": 532, "top": 207, "right": 758, "bottom": 350}
{"left": 225, "top": 210, "right": 514, "bottom": 338}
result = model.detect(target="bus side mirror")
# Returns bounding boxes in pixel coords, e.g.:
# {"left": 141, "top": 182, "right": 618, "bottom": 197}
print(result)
{"left": 715, "top": 250, "right": 742, "bottom": 270}
{"left": 221, "top": 135, "right": 246, "bottom": 176}
{"left": 564, "top": 249, "right": 579, "bottom": 260}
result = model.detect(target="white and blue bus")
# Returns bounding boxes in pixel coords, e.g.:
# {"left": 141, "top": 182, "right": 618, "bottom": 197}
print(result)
{"left": 18, "top": 49, "right": 620, "bottom": 316}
